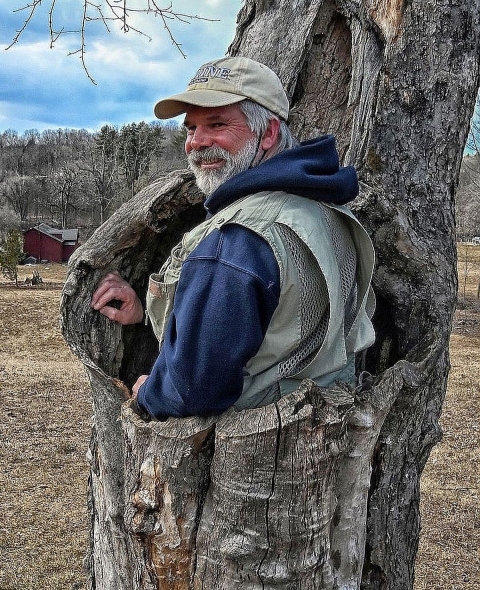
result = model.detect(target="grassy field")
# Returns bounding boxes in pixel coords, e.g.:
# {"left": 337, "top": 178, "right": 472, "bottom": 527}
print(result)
{"left": 0, "top": 251, "right": 479, "bottom": 589}
{"left": 0, "top": 264, "right": 91, "bottom": 589}
{"left": 415, "top": 244, "right": 480, "bottom": 590}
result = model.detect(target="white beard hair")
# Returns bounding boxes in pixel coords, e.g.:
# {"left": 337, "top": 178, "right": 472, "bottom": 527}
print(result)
{"left": 187, "top": 137, "right": 259, "bottom": 196}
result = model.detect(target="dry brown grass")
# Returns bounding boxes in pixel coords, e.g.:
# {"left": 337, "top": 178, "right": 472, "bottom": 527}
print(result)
{"left": 415, "top": 244, "right": 480, "bottom": 590}
{"left": 0, "top": 264, "right": 91, "bottom": 590}
{"left": 0, "top": 254, "right": 479, "bottom": 589}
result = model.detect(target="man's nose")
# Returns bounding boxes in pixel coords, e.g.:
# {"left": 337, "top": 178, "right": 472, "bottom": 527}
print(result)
{"left": 189, "top": 127, "right": 213, "bottom": 150}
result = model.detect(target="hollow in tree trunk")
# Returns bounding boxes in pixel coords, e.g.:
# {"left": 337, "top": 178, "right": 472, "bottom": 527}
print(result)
{"left": 61, "top": 1, "right": 480, "bottom": 588}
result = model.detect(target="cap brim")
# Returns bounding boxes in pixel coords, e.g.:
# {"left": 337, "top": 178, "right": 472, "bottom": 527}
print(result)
{"left": 154, "top": 90, "right": 246, "bottom": 119}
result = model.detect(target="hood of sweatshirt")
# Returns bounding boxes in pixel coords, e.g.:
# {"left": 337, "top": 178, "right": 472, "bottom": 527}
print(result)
{"left": 204, "top": 135, "right": 358, "bottom": 216}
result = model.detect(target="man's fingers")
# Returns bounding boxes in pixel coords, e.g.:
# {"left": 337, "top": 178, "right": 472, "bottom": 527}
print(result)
{"left": 92, "top": 274, "right": 132, "bottom": 309}
{"left": 92, "top": 287, "right": 127, "bottom": 310}
{"left": 97, "top": 304, "right": 118, "bottom": 321}
{"left": 91, "top": 272, "right": 143, "bottom": 324}
{"left": 97, "top": 301, "right": 134, "bottom": 323}
{"left": 132, "top": 375, "right": 149, "bottom": 398}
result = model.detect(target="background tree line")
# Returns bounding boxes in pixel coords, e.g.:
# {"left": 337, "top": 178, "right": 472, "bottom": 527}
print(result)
{"left": 0, "top": 120, "right": 187, "bottom": 242}
{"left": 1, "top": 98, "right": 480, "bottom": 245}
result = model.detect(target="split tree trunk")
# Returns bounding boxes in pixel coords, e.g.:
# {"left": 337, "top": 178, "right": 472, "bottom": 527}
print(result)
{"left": 61, "top": 1, "right": 480, "bottom": 588}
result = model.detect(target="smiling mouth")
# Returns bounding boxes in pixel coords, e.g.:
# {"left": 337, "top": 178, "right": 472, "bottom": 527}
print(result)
{"left": 197, "top": 159, "right": 225, "bottom": 170}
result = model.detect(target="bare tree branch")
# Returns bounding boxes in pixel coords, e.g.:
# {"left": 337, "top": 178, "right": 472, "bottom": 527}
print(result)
{"left": 7, "top": 1, "right": 41, "bottom": 48}
{"left": 6, "top": 1, "right": 217, "bottom": 83}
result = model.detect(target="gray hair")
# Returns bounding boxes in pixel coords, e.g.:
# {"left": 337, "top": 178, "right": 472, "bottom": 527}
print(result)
{"left": 239, "top": 99, "right": 298, "bottom": 156}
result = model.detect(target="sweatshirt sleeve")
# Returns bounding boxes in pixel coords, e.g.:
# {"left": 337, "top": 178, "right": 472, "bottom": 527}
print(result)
{"left": 136, "top": 224, "right": 280, "bottom": 419}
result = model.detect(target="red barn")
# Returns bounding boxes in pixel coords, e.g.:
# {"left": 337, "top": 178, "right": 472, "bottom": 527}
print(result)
{"left": 23, "top": 223, "right": 79, "bottom": 263}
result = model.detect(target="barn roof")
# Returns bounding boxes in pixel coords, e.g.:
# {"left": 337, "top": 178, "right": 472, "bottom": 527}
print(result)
{"left": 25, "top": 223, "right": 79, "bottom": 243}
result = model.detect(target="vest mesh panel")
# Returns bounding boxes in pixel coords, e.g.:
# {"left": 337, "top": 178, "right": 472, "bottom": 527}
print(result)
{"left": 276, "top": 206, "right": 358, "bottom": 377}
{"left": 323, "top": 207, "right": 358, "bottom": 335}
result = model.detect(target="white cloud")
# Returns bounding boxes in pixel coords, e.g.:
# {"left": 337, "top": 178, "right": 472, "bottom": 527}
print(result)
{"left": 0, "top": 1, "right": 242, "bottom": 133}
{"left": 205, "top": 0, "right": 230, "bottom": 7}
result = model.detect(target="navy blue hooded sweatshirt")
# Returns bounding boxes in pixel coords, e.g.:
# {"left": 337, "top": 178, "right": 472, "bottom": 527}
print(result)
{"left": 137, "top": 135, "right": 358, "bottom": 419}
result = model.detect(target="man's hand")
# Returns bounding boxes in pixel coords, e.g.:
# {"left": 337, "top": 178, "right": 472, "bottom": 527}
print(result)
{"left": 91, "top": 271, "right": 144, "bottom": 325}
{"left": 132, "top": 375, "right": 149, "bottom": 399}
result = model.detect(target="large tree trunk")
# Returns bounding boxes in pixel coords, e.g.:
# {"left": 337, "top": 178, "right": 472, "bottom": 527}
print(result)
{"left": 60, "top": 1, "right": 480, "bottom": 588}
{"left": 228, "top": 0, "right": 480, "bottom": 585}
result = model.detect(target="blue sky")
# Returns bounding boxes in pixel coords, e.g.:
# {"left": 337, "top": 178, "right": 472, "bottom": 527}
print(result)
{"left": 0, "top": 1, "right": 242, "bottom": 134}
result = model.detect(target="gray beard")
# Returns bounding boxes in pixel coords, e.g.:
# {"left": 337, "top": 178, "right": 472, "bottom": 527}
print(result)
{"left": 187, "top": 137, "right": 259, "bottom": 196}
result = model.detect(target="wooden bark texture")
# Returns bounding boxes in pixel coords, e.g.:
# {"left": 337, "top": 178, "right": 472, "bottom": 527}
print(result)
{"left": 59, "top": 1, "right": 480, "bottom": 589}
{"left": 61, "top": 171, "right": 205, "bottom": 590}
{"left": 118, "top": 336, "right": 440, "bottom": 590}
{"left": 229, "top": 0, "right": 480, "bottom": 587}
{"left": 122, "top": 409, "right": 217, "bottom": 589}
{"left": 193, "top": 382, "right": 349, "bottom": 590}
{"left": 120, "top": 378, "right": 381, "bottom": 589}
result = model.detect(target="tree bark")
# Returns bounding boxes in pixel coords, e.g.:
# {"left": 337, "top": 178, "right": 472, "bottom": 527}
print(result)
{"left": 122, "top": 408, "right": 217, "bottom": 589}
{"left": 62, "top": 171, "right": 205, "bottom": 589}
{"left": 119, "top": 372, "right": 409, "bottom": 589}
{"left": 229, "top": 0, "right": 480, "bottom": 585}
{"left": 60, "top": 1, "right": 480, "bottom": 589}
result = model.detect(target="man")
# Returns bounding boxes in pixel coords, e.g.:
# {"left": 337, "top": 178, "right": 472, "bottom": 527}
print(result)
{"left": 91, "top": 56, "right": 375, "bottom": 419}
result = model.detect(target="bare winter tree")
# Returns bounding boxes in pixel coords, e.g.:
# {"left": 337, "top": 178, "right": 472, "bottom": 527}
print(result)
{"left": 457, "top": 98, "right": 480, "bottom": 239}
{"left": 456, "top": 154, "right": 480, "bottom": 239}
{"left": 2, "top": 173, "right": 35, "bottom": 222}
{"left": 48, "top": 164, "right": 83, "bottom": 228}
{"left": 60, "top": 1, "right": 480, "bottom": 589}
{"left": 79, "top": 125, "right": 122, "bottom": 226}
{"left": 7, "top": 1, "right": 216, "bottom": 83}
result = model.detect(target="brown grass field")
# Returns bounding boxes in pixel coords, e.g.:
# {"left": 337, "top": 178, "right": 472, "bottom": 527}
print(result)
{"left": 1, "top": 247, "right": 479, "bottom": 589}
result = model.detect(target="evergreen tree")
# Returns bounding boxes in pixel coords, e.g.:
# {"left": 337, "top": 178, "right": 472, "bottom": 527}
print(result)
{"left": 0, "top": 228, "right": 23, "bottom": 286}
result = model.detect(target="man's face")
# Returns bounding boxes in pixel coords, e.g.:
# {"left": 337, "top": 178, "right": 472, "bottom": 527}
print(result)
{"left": 184, "top": 104, "right": 259, "bottom": 195}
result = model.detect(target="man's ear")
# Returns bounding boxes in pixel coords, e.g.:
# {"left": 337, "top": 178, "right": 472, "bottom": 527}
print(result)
{"left": 260, "top": 118, "right": 281, "bottom": 151}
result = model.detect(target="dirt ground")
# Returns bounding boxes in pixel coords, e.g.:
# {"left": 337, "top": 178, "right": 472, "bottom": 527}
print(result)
{"left": 0, "top": 264, "right": 91, "bottom": 589}
{"left": 0, "top": 251, "right": 479, "bottom": 589}
{"left": 414, "top": 244, "right": 480, "bottom": 590}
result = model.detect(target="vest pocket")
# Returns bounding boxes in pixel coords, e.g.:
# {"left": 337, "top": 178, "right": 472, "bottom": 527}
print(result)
{"left": 146, "top": 273, "right": 177, "bottom": 346}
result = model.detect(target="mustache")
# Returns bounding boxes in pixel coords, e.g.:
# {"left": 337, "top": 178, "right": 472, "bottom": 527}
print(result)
{"left": 187, "top": 146, "right": 230, "bottom": 166}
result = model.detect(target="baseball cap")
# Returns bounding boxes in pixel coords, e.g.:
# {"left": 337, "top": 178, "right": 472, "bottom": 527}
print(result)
{"left": 154, "top": 56, "right": 289, "bottom": 120}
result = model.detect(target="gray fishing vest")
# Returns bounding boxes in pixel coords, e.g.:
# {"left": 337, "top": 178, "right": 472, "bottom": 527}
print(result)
{"left": 146, "top": 190, "right": 375, "bottom": 410}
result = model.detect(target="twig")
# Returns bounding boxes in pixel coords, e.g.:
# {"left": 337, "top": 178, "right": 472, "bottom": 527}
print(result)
{"left": 6, "top": 0, "right": 41, "bottom": 49}
{"left": 5, "top": 1, "right": 219, "bottom": 82}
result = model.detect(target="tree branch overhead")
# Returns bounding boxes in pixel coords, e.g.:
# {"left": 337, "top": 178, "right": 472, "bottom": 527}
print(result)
{"left": 6, "top": 1, "right": 218, "bottom": 82}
